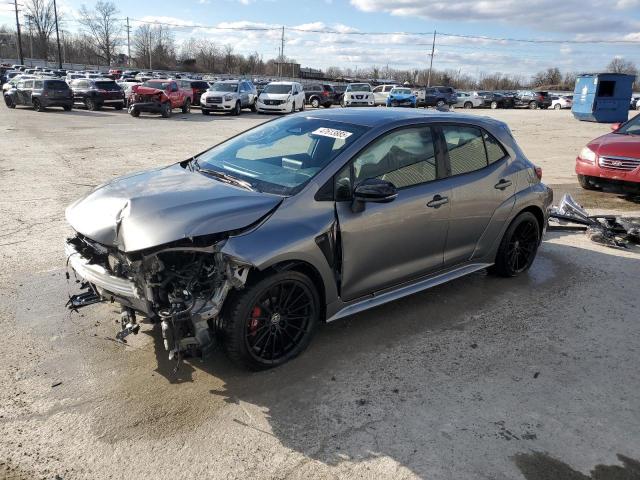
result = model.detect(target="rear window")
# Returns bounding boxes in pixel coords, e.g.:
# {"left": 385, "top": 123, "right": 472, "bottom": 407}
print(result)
{"left": 190, "top": 81, "right": 209, "bottom": 89}
{"left": 44, "top": 80, "right": 68, "bottom": 89}
{"left": 95, "top": 81, "right": 120, "bottom": 90}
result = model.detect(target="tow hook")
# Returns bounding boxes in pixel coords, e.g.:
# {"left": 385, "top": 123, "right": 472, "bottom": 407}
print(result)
{"left": 116, "top": 307, "right": 139, "bottom": 341}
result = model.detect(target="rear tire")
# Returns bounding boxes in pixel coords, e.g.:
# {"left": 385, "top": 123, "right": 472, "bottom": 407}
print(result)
{"left": 528, "top": 101, "right": 538, "bottom": 110}
{"left": 114, "top": 103, "right": 124, "bottom": 110}
{"left": 490, "top": 212, "right": 541, "bottom": 277}
{"left": 311, "top": 97, "right": 320, "bottom": 108}
{"left": 181, "top": 98, "right": 191, "bottom": 114}
{"left": 130, "top": 107, "right": 140, "bottom": 118}
{"left": 554, "top": 104, "right": 561, "bottom": 110}
{"left": 63, "top": 105, "right": 72, "bottom": 111}
{"left": 222, "top": 270, "right": 320, "bottom": 370}
{"left": 464, "top": 101, "right": 473, "bottom": 109}
{"left": 490, "top": 101, "right": 498, "bottom": 109}
{"left": 436, "top": 99, "right": 445, "bottom": 108}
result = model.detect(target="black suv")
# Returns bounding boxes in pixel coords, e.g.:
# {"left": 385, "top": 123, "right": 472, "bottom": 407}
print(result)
{"left": 4, "top": 78, "right": 73, "bottom": 111}
{"left": 304, "top": 84, "right": 334, "bottom": 108}
{"left": 514, "top": 90, "right": 552, "bottom": 109}
{"left": 424, "top": 86, "right": 457, "bottom": 107}
{"left": 70, "top": 78, "right": 125, "bottom": 110}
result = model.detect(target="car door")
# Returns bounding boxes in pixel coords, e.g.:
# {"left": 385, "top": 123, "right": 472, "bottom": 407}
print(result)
{"left": 239, "top": 82, "right": 249, "bottom": 107}
{"left": 296, "top": 83, "right": 305, "bottom": 106}
{"left": 372, "top": 85, "right": 384, "bottom": 105}
{"left": 13, "top": 81, "right": 26, "bottom": 105}
{"left": 424, "top": 87, "right": 437, "bottom": 106}
{"left": 440, "top": 124, "right": 516, "bottom": 266}
{"left": 335, "top": 125, "right": 453, "bottom": 301}
{"left": 168, "top": 81, "right": 180, "bottom": 107}
{"left": 20, "top": 80, "right": 34, "bottom": 105}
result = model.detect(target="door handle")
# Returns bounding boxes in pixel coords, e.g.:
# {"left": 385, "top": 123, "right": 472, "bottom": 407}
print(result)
{"left": 427, "top": 194, "right": 449, "bottom": 208}
{"left": 494, "top": 179, "right": 512, "bottom": 190}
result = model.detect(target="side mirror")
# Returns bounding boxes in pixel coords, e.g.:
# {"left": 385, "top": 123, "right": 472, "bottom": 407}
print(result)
{"left": 610, "top": 122, "right": 621, "bottom": 131}
{"left": 351, "top": 178, "right": 397, "bottom": 212}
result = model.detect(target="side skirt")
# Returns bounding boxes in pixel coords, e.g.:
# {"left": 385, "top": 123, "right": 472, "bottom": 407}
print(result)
{"left": 326, "top": 262, "right": 492, "bottom": 323}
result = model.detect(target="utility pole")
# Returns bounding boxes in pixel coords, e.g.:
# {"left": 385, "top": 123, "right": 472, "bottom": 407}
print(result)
{"left": 13, "top": 0, "right": 24, "bottom": 65}
{"left": 25, "top": 14, "right": 33, "bottom": 61}
{"left": 427, "top": 30, "right": 436, "bottom": 87}
{"left": 126, "top": 17, "right": 131, "bottom": 67}
{"left": 148, "top": 27, "right": 152, "bottom": 70}
{"left": 279, "top": 26, "right": 284, "bottom": 78}
{"left": 53, "top": 0, "right": 62, "bottom": 68}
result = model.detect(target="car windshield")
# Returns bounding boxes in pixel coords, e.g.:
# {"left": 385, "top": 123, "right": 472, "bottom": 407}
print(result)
{"left": 210, "top": 83, "right": 238, "bottom": 92}
{"left": 263, "top": 84, "right": 292, "bottom": 94}
{"left": 391, "top": 88, "right": 411, "bottom": 95}
{"left": 143, "top": 81, "right": 171, "bottom": 90}
{"left": 347, "top": 84, "right": 371, "bottom": 92}
{"left": 615, "top": 115, "right": 640, "bottom": 135}
{"left": 194, "top": 116, "right": 369, "bottom": 196}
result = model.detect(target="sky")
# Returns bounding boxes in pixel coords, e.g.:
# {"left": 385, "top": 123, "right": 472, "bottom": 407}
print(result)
{"left": 1, "top": 0, "right": 639, "bottom": 78}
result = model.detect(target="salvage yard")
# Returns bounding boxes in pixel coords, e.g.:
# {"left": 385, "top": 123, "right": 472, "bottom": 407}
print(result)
{"left": 1, "top": 107, "right": 639, "bottom": 479}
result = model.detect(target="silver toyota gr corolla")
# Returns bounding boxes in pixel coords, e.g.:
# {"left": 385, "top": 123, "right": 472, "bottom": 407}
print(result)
{"left": 65, "top": 108, "right": 552, "bottom": 369}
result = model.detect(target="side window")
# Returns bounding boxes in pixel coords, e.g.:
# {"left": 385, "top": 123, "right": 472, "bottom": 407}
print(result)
{"left": 34, "top": 80, "right": 43, "bottom": 89}
{"left": 483, "top": 131, "right": 507, "bottom": 164}
{"left": 352, "top": 126, "right": 437, "bottom": 189}
{"left": 17, "top": 81, "right": 25, "bottom": 89}
{"left": 24, "top": 80, "right": 34, "bottom": 88}
{"left": 442, "top": 126, "right": 487, "bottom": 175}
{"left": 373, "top": 86, "right": 382, "bottom": 93}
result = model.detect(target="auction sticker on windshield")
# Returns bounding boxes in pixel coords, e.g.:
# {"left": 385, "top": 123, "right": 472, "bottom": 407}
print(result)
{"left": 312, "top": 127, "right": 353, "bottom": 140}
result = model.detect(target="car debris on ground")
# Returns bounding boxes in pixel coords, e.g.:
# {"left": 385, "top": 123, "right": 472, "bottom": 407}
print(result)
{"left": 549, "top": 194, "right": 640, "bottom": 249}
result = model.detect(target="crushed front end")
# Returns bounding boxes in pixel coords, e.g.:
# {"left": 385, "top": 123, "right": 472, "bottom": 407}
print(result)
{"left": 65, "top": 234, "right": 249, "bottom": 360}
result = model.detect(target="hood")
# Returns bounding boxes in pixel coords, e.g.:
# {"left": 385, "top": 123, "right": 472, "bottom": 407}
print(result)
{"left": 260, "top": 92, "right": 291, "bottom": 100}
{"left": 389, "top": 93, "right": 415, "bottom": 100}
{"left": 132, "top": 85, "right": 167, "bottom": 97}
{"left": 66, "top": 164, "right": 282, "bottom": 252}
{"left": 590, "top": 133, "right": 640, "bottom": 159}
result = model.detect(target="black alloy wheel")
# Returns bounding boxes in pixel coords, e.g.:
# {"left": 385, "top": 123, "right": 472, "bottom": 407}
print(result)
{"left": 223, "top": 271, "right": 319, "bottom": 369}
{"left": 491, "top": 212, "right": 540, "bottom": 277}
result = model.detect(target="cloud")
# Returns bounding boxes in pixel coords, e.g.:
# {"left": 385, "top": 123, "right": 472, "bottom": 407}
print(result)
{"left": 350, "top": 0, "right": 640, "bottom": 34}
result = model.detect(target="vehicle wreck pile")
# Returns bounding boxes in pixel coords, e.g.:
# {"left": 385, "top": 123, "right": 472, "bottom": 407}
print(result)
{"left": 549, "top": 194, "right": 640, "bottom": 249}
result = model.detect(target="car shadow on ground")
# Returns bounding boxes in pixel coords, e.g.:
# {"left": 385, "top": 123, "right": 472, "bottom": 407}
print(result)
{"left": 18, "top": 237, "right": 638, "bottom": 477}
{"left": 122, "top": 238, "right": 640, "bottom": 477}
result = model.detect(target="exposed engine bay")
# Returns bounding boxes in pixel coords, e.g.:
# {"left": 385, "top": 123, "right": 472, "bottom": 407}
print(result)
{"left": 66, "top": 234, "right": 249, "bottom": 362}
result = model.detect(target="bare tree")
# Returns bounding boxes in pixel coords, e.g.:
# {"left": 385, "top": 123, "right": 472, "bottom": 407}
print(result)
{"left": 607, "top": 57, "right": 638, "bottom": 75}
{"left": 24, "top": 0, "right": 58, "bottom": 60}
{"left": 223, "top": 44, "right": 234, "bottom": 72}
{"left": 78, "top": 1, "right": 121, "bottom": 66}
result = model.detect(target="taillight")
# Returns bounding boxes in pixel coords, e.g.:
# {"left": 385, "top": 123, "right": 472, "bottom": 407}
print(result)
{"left": 534, "top": 166, "right": 542, "bottom": 180}
{"left": 322, "top": 90, "right": 328, "bottom": 97}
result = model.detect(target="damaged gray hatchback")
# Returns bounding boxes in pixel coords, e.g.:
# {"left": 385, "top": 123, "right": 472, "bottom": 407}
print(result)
{"left": 65, "top": 108, "right": 552, "bottom": 369}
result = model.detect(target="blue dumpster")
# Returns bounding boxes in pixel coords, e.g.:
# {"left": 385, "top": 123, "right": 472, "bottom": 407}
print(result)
{"left": 572, "top": 73, "right": 635, "bottom": 123}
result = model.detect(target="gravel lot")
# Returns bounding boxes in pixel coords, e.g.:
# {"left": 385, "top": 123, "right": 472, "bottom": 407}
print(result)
{"left": 1, "top": 105, "right": 639, "bottom": 480}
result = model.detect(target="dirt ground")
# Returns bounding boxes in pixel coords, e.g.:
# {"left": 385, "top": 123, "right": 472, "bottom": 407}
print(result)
{"left": 1, "top": 105, "right": 639, "bottom": 480}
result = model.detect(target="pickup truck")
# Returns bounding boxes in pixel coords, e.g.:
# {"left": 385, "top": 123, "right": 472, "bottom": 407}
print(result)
{"left": 128, "top": 79, "right": 193, "bottom": 118}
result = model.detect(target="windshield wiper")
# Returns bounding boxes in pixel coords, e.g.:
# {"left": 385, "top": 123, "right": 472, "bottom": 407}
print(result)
{"left": 196, "top": 165, "right": 254, "bottom": 191}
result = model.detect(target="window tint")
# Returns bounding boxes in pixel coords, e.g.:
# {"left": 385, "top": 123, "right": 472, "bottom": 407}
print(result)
{"left": 34, "top": 80, "right": 43, "bottom": 89}
{"left": 443, "top": 126, "right": 487, "bottom": 175}
{"left": 483, "top": 131, "right": 507, "bottom": 164}
{"left": 24, "top": 80, "right": 33, "bottom": 88}
{"left": 353, "top": 127, "right": 437, "bottom": 189}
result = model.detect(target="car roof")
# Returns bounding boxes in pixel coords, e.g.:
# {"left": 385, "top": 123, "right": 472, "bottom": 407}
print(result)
{"left": 301, "top": 107, "right": 507, "bottom": 129}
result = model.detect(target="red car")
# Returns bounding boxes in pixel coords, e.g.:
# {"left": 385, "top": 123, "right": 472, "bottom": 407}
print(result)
{"left": 576, "top": 114, "right": 640, "bottom": 193}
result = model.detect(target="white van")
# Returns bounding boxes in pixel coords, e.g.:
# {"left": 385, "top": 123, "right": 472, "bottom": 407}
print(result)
{"left": 256, "top": 81, "right": 305, "bottom": 113}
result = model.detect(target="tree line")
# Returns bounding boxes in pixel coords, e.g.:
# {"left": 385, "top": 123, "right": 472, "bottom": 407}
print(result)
{"left": 0, "top": 0, "right": 637, "bottom": 90}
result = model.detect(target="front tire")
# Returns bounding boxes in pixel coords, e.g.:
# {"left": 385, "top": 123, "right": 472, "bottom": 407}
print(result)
{"left": 63, "top": 105, "right": 72, "bottom": 111}
{"left": 490, "top": 101, "right": 498, "bottom": 109}
{"left": 528, "top": 101, "right": 538, "bottom": 110}
{"left": 222, "top": 270, "right": 320, "bottom": 370}
{"left": 232, "top": 101, "right": 241, "bottom": 116}
{"left": 464, "top": 101, "right": 473, "bottom": 109}
{"left": 4, "top": 96, "right": 15, "bottom": 109}
{"left": 202, "top": 109, "right": 210, "bottom": 116}
{"left": 85, "top": 97, "right": 98, "bottom": 111}
{"left": 436, "top": 99, "right": 445, "bottom": 108}
{"left": 32, "top": 99, "right": 45, "bottom": 112}
{"left": 310, "top": 97, "right": 320, "bottom": 108}
{"left": 161, "top": 102, "right": 172, "bottom": 118}
{"left": 491, "top": 212, "right": 541, "bottom": 277}
{"left": 577, "top": 174, "right": 599, "bottom": 190}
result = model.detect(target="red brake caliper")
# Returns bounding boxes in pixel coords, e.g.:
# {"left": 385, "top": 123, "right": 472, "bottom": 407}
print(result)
{"left": 249, "top": 306, "right": 261, "bottom": 336}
